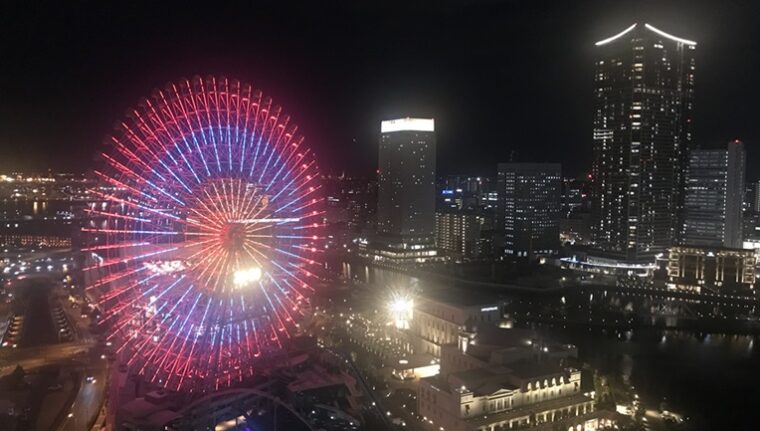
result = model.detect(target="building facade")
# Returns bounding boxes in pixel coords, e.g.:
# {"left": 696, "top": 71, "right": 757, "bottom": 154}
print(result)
{"left": 435, "top": 211, "right": 485, "bottom": 259}
{"left": 591, "top": 23, "right": 696, "bottom": 261}
{"left": 497, "top": 163, "right": 561, "bottom": 259}
{"left": 750, "top": 180, "right": 760, "bottom": 214}
{"left": 343, "top": 287, "right": 502, "bottom": 380}
{"left": 681, "top": 140, "right": 745, "bottom": 248}
{"left": 409, "top": 296, "right": 502, "bottom": 359}
{"left": 418, "top": 327, "right": 614, "bottom": 431}
{"left": 373, "top": 118, "right": 438, "bottom": 262}
{"left": 666, "top": 245, "right": 755, "bottom": 293}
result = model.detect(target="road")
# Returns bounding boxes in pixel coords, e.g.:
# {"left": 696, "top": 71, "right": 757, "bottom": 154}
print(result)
{"left": 0, "top": 271, "right": 107, "bottom": 431}
{"left": 0, "top": 341, "right": 93, "bottom": 375}
{"left": 59, "top": 362, "right": 108, "bottom": 431}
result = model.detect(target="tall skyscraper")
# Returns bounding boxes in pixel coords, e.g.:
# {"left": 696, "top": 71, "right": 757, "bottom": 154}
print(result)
{"left": 373, "top": 117, "right": 438, "bottom": 261}
{"left": 591, "top": 23, "right": 696, "bottom": 261}
{"left": 682, "top": 140, "right": 746, "bottom": 248}
{"left": 497, "top": 163, "right": 561, "bottom": 259}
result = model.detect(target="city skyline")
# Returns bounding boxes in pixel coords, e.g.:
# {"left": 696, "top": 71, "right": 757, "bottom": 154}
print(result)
{"left": 4, "top": 3, "right": 760, "bottom": 431}
{"left": 2, "top": 1, "right": 760, "bottom": 178}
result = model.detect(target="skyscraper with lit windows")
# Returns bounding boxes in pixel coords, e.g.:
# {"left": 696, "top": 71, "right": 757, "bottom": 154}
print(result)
{"left": 372, "top": 117, "right": 438, "bottom": 261}
{"left": 497, "top": 163, "right": 561, "bottom": 259}
{"left": 682, "top": 140, "right": 745, "bottom": 248}
{"left": 591, "top": 23, "right": 696, "bottom": 261}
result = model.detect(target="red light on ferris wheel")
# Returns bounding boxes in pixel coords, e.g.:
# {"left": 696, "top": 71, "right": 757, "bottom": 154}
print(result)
{"left": 82, "top": 76, "right": 324, "bottom": 392}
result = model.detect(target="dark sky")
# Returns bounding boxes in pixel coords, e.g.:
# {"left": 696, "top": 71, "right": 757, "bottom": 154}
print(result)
{"left": 1, "top": 1, "right": 759, "bottom": 178}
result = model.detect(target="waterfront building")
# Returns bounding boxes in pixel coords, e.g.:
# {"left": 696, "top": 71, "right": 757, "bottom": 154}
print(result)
{"left": 418, "top": 326, "right": 615, "bottom": 431}
{"left": 666, "top": 245, "right": 755, "bottom": 293}
{"left": 560, "top": 176, "right": 592, "bottom": 245}
{"left": 371, "top": 117, "right": 438, "bottom": 262}
{"left": 497, "top": 163, "right": 561, "bottom": 259}
{"left": 409, "top": 295, "right": 502, "bottom": 359}
{"left": 435, "top": 211, "right": 485, "bottom": 260}
{"left": 681, "top": 140, "right": 745, "bottom": 248}
{"left": 591, "top": 23, "right": 696, "bottom": 261}
{"left": 344, "top": 286, "right": 502, "bottom": 380}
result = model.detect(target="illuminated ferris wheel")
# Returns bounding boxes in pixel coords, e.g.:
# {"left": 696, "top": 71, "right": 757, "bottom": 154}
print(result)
{"left": 82, "top": 76, "right": 324, "bottom": 391}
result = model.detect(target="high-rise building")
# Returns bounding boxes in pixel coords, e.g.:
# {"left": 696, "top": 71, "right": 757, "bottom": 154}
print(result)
{"left": 435, "top": 211, "right": 484, "bottom": 259}
{"left": 750, "top": 180, "right": 760, "bottom": 214}
{"left": 373, "top": 117, "right": 438, "bottom": 261}
{"left": 323, "top": 174, "right": 377, "bottom": 232}
{"left": 591, "top": 23, "right": 696, "bottom": 261}
{"left": 560, "top": 176, "right": 592, "bottom": 245}
{"left": 323, "top": 174, "right": 377, "bottom": 250}
{"left": 497, "top": 163, "right": 561, "bottom": 259}
{"left": 561, "top": 176, "right": 591, "bottom": 217}
{"left": 681, "top": 140, "right": 746, "bottom": 248}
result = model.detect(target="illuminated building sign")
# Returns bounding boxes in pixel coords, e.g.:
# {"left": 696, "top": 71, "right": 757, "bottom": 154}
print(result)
{"left": 381, "top": 117, "right": 435, "bottom": 133}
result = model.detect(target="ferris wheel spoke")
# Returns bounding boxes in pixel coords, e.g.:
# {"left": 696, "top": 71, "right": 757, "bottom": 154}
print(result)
{"left": 87, "top": 266, "right": 148, "bottom": 290}
{"left": 103, "top": 134, "right": 192, "bottom": 203}
{"left": 132, "top": 283, "right": 197, "bottom": 371}
{"left": 108, "top": 277, "right": 184, "bottom": 340}
{"left": 147, "top": 292, "right": 204, "bottom": 382}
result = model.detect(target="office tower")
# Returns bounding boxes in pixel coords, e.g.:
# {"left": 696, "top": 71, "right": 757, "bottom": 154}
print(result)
{"left": 323, "top": 174, "right": 377, "bottom": 251}
{"left": 323, "top": 174, "right": 377, "bottom": 233}
{"left": 374, "top": 117, "right": 438, "bottom": 261}
{"left": 750, "top": 181, "right": 760, "bottom": 213}
{"left": 591, "top": 23, "right": 696, "bottom": 261}
{"left": 497, "top": 163, "right": 561, "bottom": 259}
{"left": 435, "top": 211, "right": 484, "bottom": 259}
{"left": 682, "top": 140, "right": 746, "bottom": 248}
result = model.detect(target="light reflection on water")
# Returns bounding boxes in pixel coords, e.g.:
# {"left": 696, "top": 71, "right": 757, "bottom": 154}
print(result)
{"left": 336, "top": 261, "right": 760, "bottom": 429}
{"left": 0, "top": 200, "right": 72, "bottom": 219}
{"left": 546, "top": 325, "right": 760, "bottom": 430}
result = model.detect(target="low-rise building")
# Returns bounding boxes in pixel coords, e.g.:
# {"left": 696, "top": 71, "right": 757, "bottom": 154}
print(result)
{"left": 666, "top": 245, "right": 756, "bottom": 293}
{"left": 418, "top": 327, "right": 615, "bottom": 431}
{"left": 343, "top": 287, "right": 503, "bottom": 380}
{"left": 409, "top": 295, "right": 502, "bottom": 359}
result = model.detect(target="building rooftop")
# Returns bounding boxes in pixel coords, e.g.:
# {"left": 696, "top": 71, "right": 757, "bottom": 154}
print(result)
{"left": 595, "top": 23, "right": 696, "bottom": 46}
{"left": 448, "top": 366, "right": 519, "bottom": 396}
{"left": 464, "top": 326, "right": 577, "bottom": 363}
{"left": 381, "top": 117, "right": 435, "bottom": 133}
{"left": 506, "top": 359, "right": 567, "bottom": 380}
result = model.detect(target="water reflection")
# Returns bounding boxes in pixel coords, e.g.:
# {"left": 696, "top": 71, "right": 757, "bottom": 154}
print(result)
{"left": 334, "top": 261, "right": 760, "bottom": 429}
{"left": 544, "top": 325, "right": 760, "bottom": 429}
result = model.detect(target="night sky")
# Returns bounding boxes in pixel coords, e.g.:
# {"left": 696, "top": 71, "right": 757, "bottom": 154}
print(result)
{"left": 2, "top": 1, "right": 759, "bottom": 178}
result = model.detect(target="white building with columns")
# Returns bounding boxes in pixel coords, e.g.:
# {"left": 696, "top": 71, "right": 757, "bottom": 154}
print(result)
{"left": 418, "top": 327, "right": 617, "bottom": 431}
